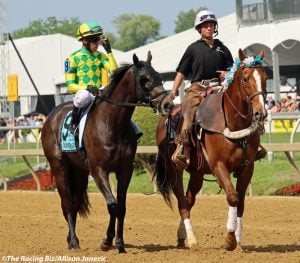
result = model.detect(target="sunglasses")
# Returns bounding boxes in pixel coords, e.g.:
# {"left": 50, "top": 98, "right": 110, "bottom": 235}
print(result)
{"left": 200, "top": 14, "right": 216, "bottom": 21}
{"left": 88, "top": 36, "right": 101, "bottom": 43}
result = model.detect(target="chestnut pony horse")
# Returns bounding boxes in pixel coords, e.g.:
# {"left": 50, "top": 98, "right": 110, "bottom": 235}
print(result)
{"left": 41, "top": 52, "right": 173, "bottom": 253}
{"left": 155, "top": 49, "right": 267, "bottom": 251}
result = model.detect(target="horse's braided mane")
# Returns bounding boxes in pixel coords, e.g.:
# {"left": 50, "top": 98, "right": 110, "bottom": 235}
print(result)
{"left": 101, "top": 63, "right": 131, "bottom": 98}
{"left": 221, "top": 55, "right": 264, "bottom": 90}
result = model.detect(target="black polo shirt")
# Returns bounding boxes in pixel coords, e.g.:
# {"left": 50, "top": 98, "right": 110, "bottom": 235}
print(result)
{"left": 176, "top": 39, "right": 234, "bottom": 83}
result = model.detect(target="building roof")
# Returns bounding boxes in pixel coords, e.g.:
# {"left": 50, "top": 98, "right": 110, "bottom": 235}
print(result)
{"left": 115, "top": 13, "right": 300, "bottom": 72}
{"left": 7, "top": 13, "right": 300, "bottom": 97}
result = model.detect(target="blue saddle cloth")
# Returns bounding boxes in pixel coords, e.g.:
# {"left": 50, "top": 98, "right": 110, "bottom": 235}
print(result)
{"left": 60, "top": 111, "right": 79, "bottom": 152}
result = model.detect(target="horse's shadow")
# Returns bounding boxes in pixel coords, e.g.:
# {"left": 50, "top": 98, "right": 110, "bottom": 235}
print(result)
{"left": 125, "top": 243, "right": 300, "bottom": 253}
{"left": 243, "top": 244, "right": 300, "bottom": 253}
{"left": 125, "top": 243, "right": 178, "bottom": 252}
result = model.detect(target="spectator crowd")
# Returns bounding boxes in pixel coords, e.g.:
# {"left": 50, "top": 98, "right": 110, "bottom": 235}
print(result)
{"left": 266, "top": 95, "right": 300, "bottom": 113}
{"left": 0, "top": 114, "right": 46, "bottom": 144}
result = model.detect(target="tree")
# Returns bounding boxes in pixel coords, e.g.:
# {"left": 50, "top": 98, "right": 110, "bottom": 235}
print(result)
{"left": 174, "top": 7, "right": 206, "bottom": 33}
{"left": 112, "top": 14, "right": 161, "bottom": 51}
{"left": 12, "top": 17, "right": 82, "bottom": 39}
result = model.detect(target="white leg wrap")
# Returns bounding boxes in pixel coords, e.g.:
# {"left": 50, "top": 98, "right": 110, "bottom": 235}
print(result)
{"left": 226, "top": 206, "right": 237, "bottom": 232}
{"left": 235, "top": 217, "right": 243, "bottom": 244}
{"left": 183, "top": 218, "right": 197, "bottom": 247}
{"left": 177, "top": 219, "right": 187, "bottom": 240}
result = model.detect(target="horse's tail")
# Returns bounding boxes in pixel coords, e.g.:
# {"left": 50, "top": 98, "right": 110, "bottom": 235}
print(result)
{"left": 71, "top": 169, "right": 90, "bottom": 217}
{"left": 155, "top": 148, "right": 173, "bottom": 208}
{"left": 77, "top": 190, "right": 90, "bottom": 218}
{"left": 58, "top": 166, "right": 90, "bottom": 218}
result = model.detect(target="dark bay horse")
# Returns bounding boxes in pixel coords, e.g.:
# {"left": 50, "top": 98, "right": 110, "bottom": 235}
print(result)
{"left": 155, "top": 49, "right": 267, "bottom": 251}
{"left": 41, "top": 52, "right": 173, "bottom": 253}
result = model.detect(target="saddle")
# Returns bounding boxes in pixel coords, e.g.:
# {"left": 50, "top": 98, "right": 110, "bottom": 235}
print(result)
{"left": 195, "top": 92, "right": 226, "bottom": 134}
{"left": 167, "top": 91, "right": 226, "bottom": 145}
{"left": 60, "top": 100, "right": 95, "bottom": 152}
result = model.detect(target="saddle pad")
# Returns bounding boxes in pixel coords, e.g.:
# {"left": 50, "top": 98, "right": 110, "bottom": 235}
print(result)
{"left": 60, "top": 111, "right": 78, "bottom": 152}
{"left": 60, "top": 98, "right": 95, "bottom": 152}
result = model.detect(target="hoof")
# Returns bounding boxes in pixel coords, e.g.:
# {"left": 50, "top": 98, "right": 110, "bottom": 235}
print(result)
{"left": 177, "top": 239, "right": 186, "bottom": 249}
{"left": 236, "top": 244, "right": 243, "bottom": 252}
{"left": 187, "top": 242, "right": 198, "bottom": 250}
{"left": 186, "top": 236, "right": 198, "bottom": 249}
{"left": 224, "top": 232, "right": 237, "bottom": 251}
{"left": 68, "top": 244, "right": 80, "bottom": 250}
{"left": 100, "top": 238, "right": 113, "bottom": 251}
{"left": 118, "top": 247, "right": 127, "bottom": 253}
{"left": 115, "top": 239, "right": 126, "bottom": 253}
{"left": 67, "top": 240, "right": 80, "bottom": 250}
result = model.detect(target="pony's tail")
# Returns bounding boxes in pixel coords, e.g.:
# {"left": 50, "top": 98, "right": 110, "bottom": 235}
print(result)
{"left": 154, "top": 150, "right": 173, "bottom": 208}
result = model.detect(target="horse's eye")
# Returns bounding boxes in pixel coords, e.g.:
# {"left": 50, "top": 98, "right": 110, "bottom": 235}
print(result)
{"left": 140, "top": 76, "right": 153, "bottom": 88}
{"left": 145, "top": 81, "right": 153, "bottom": 88}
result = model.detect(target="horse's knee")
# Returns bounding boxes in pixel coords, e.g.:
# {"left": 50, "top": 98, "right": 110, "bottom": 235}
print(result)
{"left": 227, "top": 192, "right": 239, "bottom": 207}
{"left": 185, "top": 196, "right": 196, "bottom": 209}
{"left": 107, "top": 203, "right": 118, "bottom": 217}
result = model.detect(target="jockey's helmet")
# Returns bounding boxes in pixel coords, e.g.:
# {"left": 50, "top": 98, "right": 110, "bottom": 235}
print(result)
{"left": 77, "top": 22, "right": 103, "bottom": 41}
{"left": 194, "top": 10, "right": 218, "bottom": 30}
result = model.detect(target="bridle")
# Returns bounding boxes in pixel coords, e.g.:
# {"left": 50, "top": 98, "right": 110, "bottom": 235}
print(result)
{"left": 95, "top": 63, "right": 168, "bottom": 108}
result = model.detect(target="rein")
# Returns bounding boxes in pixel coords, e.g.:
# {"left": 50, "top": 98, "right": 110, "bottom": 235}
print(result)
{"left": 95, "top": 62, "right": 168, "bottom": 108}
{"left": 224, "top": 92, "right": 248, "bottom": 119}
{"left": 95, "top": 90, "right": 168, "bottom": 107}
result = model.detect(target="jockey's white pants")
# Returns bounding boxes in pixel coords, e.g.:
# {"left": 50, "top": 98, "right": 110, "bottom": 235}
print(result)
{"left": 73, "top": 90, "right": 94, "bottom": 108}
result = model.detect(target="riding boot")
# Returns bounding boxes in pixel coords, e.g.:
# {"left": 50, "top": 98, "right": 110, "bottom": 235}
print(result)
{"left": 70, "top": 106, "right": 79, "bottom": 133}
{"left": 171, "top": 143, "right": 191, "bottom": 169}
{"left": 255, "top": 144, "right": 267, "bottom": 161}
{"left": 130, "top": 120, "right": 143, "bottom": 141}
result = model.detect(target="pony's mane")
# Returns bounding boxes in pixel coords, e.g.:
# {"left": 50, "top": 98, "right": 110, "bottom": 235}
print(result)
{"left": 101, "top": 63, "right": 132, "bottom": 98}
{"left": 221, "top": 55, "right": 264, "bottom": 90}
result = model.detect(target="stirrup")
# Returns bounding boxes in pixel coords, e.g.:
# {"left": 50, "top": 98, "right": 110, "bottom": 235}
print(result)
{"left": 171, "top": 144, "right": 190, "bottom": 169}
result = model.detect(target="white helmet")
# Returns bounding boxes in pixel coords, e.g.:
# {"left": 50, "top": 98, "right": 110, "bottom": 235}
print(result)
{"left": 194, "top": 10, "right": 218, "bottom": 30}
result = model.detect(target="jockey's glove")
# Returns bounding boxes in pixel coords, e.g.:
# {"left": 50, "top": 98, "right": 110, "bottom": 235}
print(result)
{"left": 87, "top": 85, "right": 99, "bottom": 96}
{"left": 101, "top": 37, "right": 112, "bottom": 53}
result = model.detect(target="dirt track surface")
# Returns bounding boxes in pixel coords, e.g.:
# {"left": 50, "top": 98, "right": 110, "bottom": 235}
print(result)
{"left": 0, "top": 192, "right": 300, "bottom": 263}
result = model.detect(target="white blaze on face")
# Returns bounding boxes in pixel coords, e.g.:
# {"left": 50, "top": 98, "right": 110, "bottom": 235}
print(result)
{"left": 253, "top": 69, "right": 266, "bottom": 116}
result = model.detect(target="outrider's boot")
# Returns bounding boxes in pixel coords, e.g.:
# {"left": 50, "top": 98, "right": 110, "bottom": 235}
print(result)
{"left": 255, "top": 144, "right": 267, "bottom": 161}
{"left": 171, "top": 144, "right": 191, "bottom": 169}
{"left": 70, "top": 106, "right": 79, "bottom": 133}
{"left": 130, "top": 120, "right": 143, "bottom": 141}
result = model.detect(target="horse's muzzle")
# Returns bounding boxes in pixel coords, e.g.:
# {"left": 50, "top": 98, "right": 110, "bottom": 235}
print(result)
{"left": 160, "top": 96, "right": 174, "bottom": 116}
{"left": 253, "top": 107, "right": 267, "bottom": 131}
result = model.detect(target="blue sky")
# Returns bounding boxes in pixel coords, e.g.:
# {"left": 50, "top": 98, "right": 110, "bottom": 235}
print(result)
{"left": 7, "top": 0, "right": 236, "bottom": 36}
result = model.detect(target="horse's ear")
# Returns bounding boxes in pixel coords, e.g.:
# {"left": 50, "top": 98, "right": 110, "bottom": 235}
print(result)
{"left": 133, "top": 53, "right": 139, "bottom": 66}
{"left": 259, "top": 49, "right": 265, "bottom": 59}
{"left": 146, "top": 51, "right": 152, "bottom": 65}
{"left": 238, "top": 48, "right": 246, "bottom": 61}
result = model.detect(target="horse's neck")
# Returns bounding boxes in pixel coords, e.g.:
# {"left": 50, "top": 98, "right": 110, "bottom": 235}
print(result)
{"left": 224, "top": 74, "right": 252, "bottom": 129}
{"left": 97, "top": 72, "right": 136, "bottom": 130}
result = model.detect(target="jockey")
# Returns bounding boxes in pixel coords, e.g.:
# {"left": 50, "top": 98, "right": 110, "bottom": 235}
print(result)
{"left": 170, "top": 10, "right": 233, "bottom": 168}
{"left": 65, "top": 21, "right": 117, "bottom": 132}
